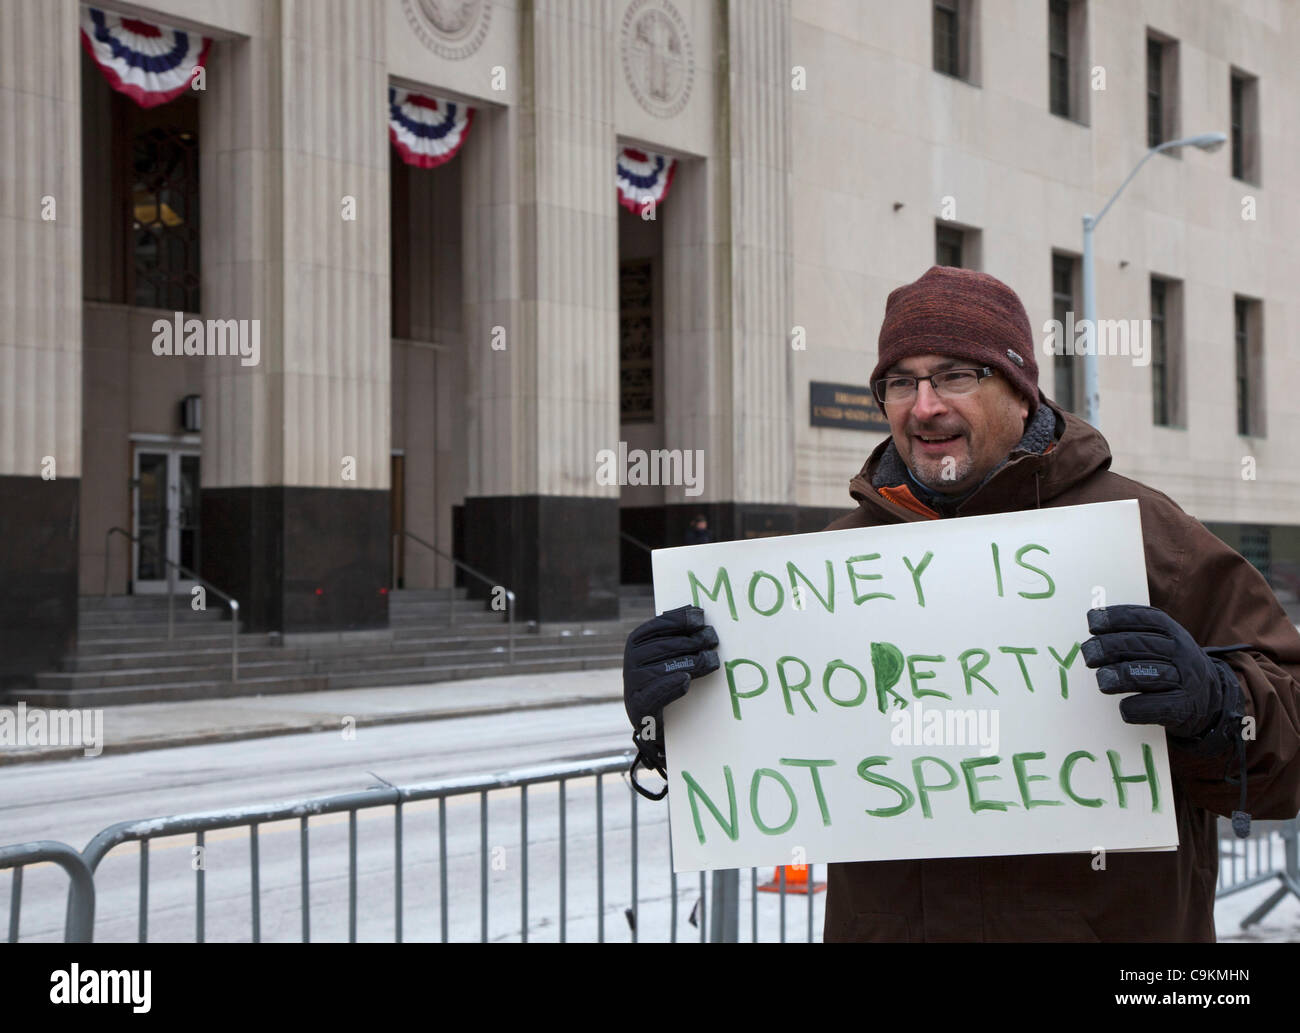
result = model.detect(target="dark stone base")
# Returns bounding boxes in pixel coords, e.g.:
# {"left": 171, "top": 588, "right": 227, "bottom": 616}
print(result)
{"left": 461, "top": 496, "right": 620, "bottom": 622}
{"left": 619, "top": 503, "right": 855, "bottom": 583}
{"left": 0, "top": 475, "right": 79, "bottom": 690}
{"left": 452, "top": 504, "right": 465, "bottom": 590}
{"left": 201, "top": 487, "right": 389, "bottom": 634}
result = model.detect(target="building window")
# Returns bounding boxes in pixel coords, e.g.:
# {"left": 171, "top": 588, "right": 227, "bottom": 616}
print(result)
{"left": 1052, "top": 253, "right": 1079, "bottom": 412}
{"left": 1150, "top": 279, "right": 1168, "bottom": 424}
{"left": 1235, "top": 296, "right": 1265, "bottom": 437}
{"left": 936, "top": 226, "right": 963, "bottom": 269}
{"left": 933, "top": 0, "right": 978, "bottom": 83}
{"left": 1049, "top": 0, "right": 1069, "bottom": 116}
{"left": 620, "top": 259, "right": 654, "bottom": 423}
{"left": 1235, "top": 298, "right": 1248, "bottom": 435}
{"left": 1048, "top": 1, "right": 1089, "bottom": 123}
{"left": 1146, "top": 38, "right": 1163, "bottom": 146}
{"left": 126, "top": 96, "right": 201, "bottom": 312}
{"left": 1230, "top": 75, "right": 1242, "bottom": 173}
{"left": 1231, "top": 69, "right": 1260, "bottom": 184}
{"left": 1146, "top": 32, "right": 1179, "bottom": 150}
{"left": 935, "top": 223, "right": 982, "bottom": 269}
{"left": 1149, "top": 277, "right": 1184, "bottom": 428}
{"left": 934, "top": 0, "right": 959, "bottom": 76}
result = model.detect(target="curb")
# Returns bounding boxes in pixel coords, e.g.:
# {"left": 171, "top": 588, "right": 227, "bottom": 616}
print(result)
{"left": 0, "top": 692, "right": 623, "bottom": 767}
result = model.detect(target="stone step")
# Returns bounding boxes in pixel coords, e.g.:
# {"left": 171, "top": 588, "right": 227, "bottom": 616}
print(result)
{"left": 37, "top": 658, "right": 305, "bottom": 689}
{"left": 69, "top": 633, "right": 627, "bottom": 673}
{"left": 69, "top": 618, "right": 642, "bottom": 658}
{"left": 78, "top": 595, "right": 226, "bottom": 612}
{"left": 19, "top": 654, "right": 623, "bottom": 707}
{"left": 29, "top": 589, "right": 650, "bottom": 705}
{"left": 77, "top": 601, "right": 645, "bottom": 630}
{"left": 35, "top": 639, "right": 624, "bottom": 691}
{"left": 82, "top": 587, "right": 469, "bottom": 604}
{"left": 63, "top": 647, "right": 291, "bottom": 672}
{"left": 74, "top": 631, "right": 271, "bottom": 653}
{"left": 60, "top": 627, "right": 632, "bottom": 671}
{"left": 79, "top": 602, "right": 230, "bottom": 617}
{"left": 384, "top": 605, "right": 501, "bottom": 621}
{"left": 80, "top": 585, "right": 650, "bottom": 611}
{"left": 385, "top": 587, "right": 470, "bottom": 598}
{"left": 77, "top": 616, "right": 235, "bottom": 633}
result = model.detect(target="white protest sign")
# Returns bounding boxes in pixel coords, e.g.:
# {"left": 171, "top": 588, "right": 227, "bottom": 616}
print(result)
{"left": 652, "top": 500, "right": 1178, "bottom": 873}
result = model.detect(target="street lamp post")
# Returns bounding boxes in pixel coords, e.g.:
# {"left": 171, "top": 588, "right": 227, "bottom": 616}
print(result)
{"left": 1080, "top": 132, "right": 1226, "bottom": 428}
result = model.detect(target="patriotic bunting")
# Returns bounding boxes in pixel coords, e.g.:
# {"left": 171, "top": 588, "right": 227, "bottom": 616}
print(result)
{"left": 80, "top": 7, "right": 210, "bottom": 109}
{"left": 388, "top": 87, "right": 475, "bottom": 169}
{"left": 616, "top": 148, "right": 677, "bottom": 216}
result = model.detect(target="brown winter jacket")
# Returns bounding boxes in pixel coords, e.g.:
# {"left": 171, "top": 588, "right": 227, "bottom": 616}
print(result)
{"left": 819, "top": 394, "right": 1300, "bottom": 942}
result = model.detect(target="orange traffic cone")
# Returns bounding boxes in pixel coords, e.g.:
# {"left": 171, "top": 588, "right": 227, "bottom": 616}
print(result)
{"left": 757, "top": 863, "right": 826, "bottom": 895}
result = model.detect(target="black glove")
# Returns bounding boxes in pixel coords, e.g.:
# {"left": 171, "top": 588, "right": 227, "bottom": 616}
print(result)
{"left": 623, "top": 604, "right": 719, "bottom": 799}
{"left": 1082, "top": 604, "right": 1241, "bottom": 755}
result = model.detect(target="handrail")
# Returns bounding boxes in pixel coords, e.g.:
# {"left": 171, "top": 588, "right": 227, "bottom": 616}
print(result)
{"left": 104, "top": 526, "right": 240, "bottom": 682}
{"left": 619, "top": 531, "right": 653, "bottom": 555}
{"left": 397, "top": 530, "right": 506, "bottom": 593}
{"left": 394, "top": 530, "right": 515, "bottom": 664}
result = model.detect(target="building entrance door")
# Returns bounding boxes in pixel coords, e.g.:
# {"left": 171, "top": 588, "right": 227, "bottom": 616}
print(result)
{"left": 132, "top": 446, "right": 200, "bottom": 593}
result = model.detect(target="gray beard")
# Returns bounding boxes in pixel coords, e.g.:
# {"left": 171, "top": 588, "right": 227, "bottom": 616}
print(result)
{"left": 905, "top": 461, "right": 979, "bottom": 507}
{"left": 875, "top": 403, "right": 1059, "bottom": 514}
{"left": 909, "top": 454, "right": 975, "bottom": 494}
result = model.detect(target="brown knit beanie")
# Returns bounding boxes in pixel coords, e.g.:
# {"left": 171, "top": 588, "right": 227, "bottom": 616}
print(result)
{"left": 870, "top": 266, "right": 1039, "bottom": 416}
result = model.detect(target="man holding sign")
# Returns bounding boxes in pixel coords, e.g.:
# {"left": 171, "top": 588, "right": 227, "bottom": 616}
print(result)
{"left": 623, "top": 265, "right": 1300, "bottom": 942}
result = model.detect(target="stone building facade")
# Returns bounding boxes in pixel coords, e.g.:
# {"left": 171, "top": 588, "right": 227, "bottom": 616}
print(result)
{"left": 3, "top": 0, "right": 1296, "bottom": 688}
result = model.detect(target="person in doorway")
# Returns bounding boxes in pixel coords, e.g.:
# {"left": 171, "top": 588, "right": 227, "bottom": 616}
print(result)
{"left": 684, "top": 514, "right": 714, "bottom": 546}
{"left": 622, "top": 264, "right": 1300, "bottom": 942}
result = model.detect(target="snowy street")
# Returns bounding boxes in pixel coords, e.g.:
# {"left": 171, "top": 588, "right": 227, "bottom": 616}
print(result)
{"left": 1, "top": 700, "right": 1294, "bottom": 942}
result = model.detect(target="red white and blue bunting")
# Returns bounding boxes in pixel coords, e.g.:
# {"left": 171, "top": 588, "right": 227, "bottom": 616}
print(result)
{"left": 388, "top": 87, "right": 475, "bottom": 169}
{"left": 616, "top": 148, "right": 677, "bottom": 216}
{"left": 80, "top": 7, "right": 211, "bottom": 109}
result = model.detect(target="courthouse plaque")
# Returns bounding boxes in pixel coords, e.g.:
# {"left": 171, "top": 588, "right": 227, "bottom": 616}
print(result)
{"left": 810, "top": 381, "right": 891, "bottom": 432}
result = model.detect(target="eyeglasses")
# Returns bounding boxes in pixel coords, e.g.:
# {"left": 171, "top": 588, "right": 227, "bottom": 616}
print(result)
{"left": 872, "top": 366, "right": 996, "bottom": 406}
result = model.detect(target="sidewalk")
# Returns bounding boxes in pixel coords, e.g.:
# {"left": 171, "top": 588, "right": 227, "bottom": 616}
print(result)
{"left": 0, "top": 667, "right": 623, "bottom": 765}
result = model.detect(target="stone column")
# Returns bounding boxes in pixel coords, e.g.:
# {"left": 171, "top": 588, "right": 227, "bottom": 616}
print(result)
{"left": 722, "top": 0, "right": 795, "bottom": 532}
{"left": 659, "top": 0, "right": 795, "bottom": 544}
{"left": 0, "top": 0, "right": 82, "bottom": 688}
{"left": 200, "top": 0, "right": 391, "bottom": 634}
{"left": 461, "top": 0, "right": 621, "bottom": 622}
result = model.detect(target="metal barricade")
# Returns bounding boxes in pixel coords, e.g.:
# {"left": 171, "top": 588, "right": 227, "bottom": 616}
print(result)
{"left": 1, "top": 752, "right": 828, "bottom": 943}
{"left": 17, "top": 761, "right": 1300, "bottom": 942}
{"left": 54, "top": 752, "right": 822, "bottom": 943}
{"left": 1215, "top": 815, "right": 1300, "bottom": 927}
{"left": 0, "top": 840, "right": 95, "bottom": 942}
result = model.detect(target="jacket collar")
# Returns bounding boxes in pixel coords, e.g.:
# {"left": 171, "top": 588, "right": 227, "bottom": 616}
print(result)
{"left": 847, "top": 393, "right": 1113, "bottom": 522}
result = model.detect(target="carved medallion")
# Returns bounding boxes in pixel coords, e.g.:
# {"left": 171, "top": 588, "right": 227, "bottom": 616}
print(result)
{"left": 402, "top": 0, "right": 491, "bottom": 60}
{"left": 621, "top": 0, "right": 694, "bottom": 118}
